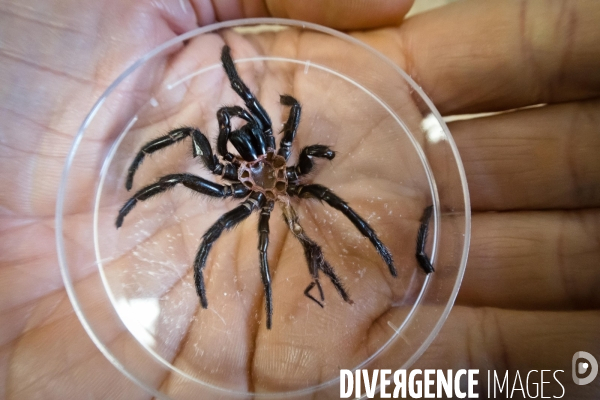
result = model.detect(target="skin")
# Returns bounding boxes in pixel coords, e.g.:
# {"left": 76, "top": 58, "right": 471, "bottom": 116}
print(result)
{"left": 1, "top": 0, "right": 599, "bottom": 398}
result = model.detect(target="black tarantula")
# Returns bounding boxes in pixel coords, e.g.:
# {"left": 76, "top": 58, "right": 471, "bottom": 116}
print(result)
{"left": 116, "top": 45, "right": 434, "bottom": 329}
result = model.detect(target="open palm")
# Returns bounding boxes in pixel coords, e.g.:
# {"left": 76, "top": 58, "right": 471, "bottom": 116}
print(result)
{"left": 2, "top": 0, "right": 599, "bottom": 399}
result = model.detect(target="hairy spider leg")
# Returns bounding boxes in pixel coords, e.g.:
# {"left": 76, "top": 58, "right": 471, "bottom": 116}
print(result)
{"left": 416, "top": 205, "right": 435, "bottom": 274}
{"left": 277, "top": 95, "right": 301, "bottom": 161}
{"left": 286, "top": 145, "right": 336, "bottom": 181}
{"left": 125, "top": 127, "right": 237, "bottom": 190}
{"left": 190, "top": 129, "right": 238, "bottom": 180}
{"left": 258, "top": 201, "right": 274, "bottom": 328}
{"left": 115, "top": 173, "right": 250, "bottom": 228}
{"left": 290, "top": 184, "right": 398, "bottom": 277}
{"left": 193, "top": 192, "right": 267, "bottom": 308}
{"left": 282, "top": 203, "right": 352, "bottom": 308}
{"left": 220, "top": 45, "right": 274, "bottom": 148}
{"left": 125, "top": 127, "right": 191, "bottom": 190}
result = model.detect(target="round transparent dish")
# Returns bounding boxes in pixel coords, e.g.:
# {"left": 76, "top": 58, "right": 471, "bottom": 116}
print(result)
{"left": 56, "top": 18, "right": 470, "bottom": 399}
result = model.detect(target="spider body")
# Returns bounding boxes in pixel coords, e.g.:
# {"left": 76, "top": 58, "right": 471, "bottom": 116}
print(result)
{"left": 238, "top": 150, "right": 288, "bottom": 201}
{"left": 116, "top": 45, "right": 434, "bottom": 329}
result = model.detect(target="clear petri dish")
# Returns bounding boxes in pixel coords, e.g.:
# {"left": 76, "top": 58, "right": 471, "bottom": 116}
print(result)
{"left": 56, "top": 18, "right": 470, "bottom": 399}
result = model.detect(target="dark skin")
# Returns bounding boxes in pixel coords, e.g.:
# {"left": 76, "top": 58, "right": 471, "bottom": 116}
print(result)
{"left": 1, "top": 0, "right": 599, "bottom": 398}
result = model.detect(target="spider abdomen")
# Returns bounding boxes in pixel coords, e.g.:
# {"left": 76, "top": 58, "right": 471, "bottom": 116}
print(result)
{"left": 238, "top": 150, "right": 288, "bottom": 201}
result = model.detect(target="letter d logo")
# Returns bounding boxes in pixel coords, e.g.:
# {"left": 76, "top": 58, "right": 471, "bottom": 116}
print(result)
{"left": 572, "top": 351, "right": 598, "bottom": 385}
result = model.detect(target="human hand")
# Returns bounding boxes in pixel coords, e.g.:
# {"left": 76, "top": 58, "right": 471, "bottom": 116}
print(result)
{"left": 380, "top": 1, "right": 600, "bottom": 398}
{"left": 2, "top": 0, "right": 599, "bottom": 399}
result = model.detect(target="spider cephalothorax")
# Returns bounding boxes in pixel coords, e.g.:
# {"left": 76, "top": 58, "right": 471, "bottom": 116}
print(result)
{"left": 237, "top": 150, "right": 288, "bottom": 201}
{"left": 116, "top": 45, "right": 434, "bottom": 329}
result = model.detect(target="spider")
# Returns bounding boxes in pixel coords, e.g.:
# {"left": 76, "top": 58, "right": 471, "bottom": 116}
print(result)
{"left": 116, "top": 45, "right": 434, "bottom": 329}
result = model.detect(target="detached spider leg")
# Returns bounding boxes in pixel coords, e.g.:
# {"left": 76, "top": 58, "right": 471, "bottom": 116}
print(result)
{"left": 277, "top": 95, "right": 301, "bottom": 161}
{"left": 416, "top": 205, "right": 435, "bottom": 274}
{"left": 194, "top": 192, "right": 266, "bottom": 308}
{"left": 258, "top": 201, "right": 274, "bottom": 328}
{"left": 221, "top": 45, "right": 274, "bottom": 147}
{"left": 289, "top": 184, "right": 398, "bottom": 277}
{"left": 115, "top": 173, "right": 249, "bottom": 228}
{"left": 282, "top": 203, "right": 351, "bottom": 307}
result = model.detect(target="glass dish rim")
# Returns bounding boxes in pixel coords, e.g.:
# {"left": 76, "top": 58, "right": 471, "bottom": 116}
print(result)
{"left": 55, "top": 17, "right": 471, "bottom": 398}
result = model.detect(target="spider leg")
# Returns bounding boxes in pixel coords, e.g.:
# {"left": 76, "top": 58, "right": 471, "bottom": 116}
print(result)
{"left": 316, "top": 255, "right": 353, "bottom": 304}
{"left": 115, "top": 173, "right": 249, "bottom": 228}
{"left": 316, "top": 280, "right": 325, "bottom": 301}
{"left": 229, "top": 126, "right": 269, "bottom": 161}
{"left": 289, "top": 184, "right": 398, "bottom": 277}
{"left": 216, "top": 106, "right": 256, "bottom": 162}
{"left": 125, "top": 127, "right": 237, "bottom": 190}
{"left": 190, "top": 128, "right": 238, "bottom": 181}
{"left": 416, "top": 205, "right": 435, "bottom": 274}
{"left": 194, "top": 192, "right": 266, "bottom": 308}
{"left": 282, "top": 203, "right": 352, "bottom": 307}
{"left": 221, "top": 45, "right": 274, "bottom": 147}
{"left": 257, "top": 201, "right": 274, "bottom": 328}
{"left": 125, "top": 127, "right": 191, "bottom": 190}
{"left": 303, "top": 281, "right": 324, "bottom": 308}
{"left": 277, "top": 95, "right": 301, "bottom": 161}
{"left": 285, "top": 145, "right": 335, "bottom": 181}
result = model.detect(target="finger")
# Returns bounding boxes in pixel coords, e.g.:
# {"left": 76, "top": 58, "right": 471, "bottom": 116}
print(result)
{"left": 190, "top": 0, "right": 415, "bottom": 29}
{"left": 264, "top": 0, "right": 415, "bottom": 30}
{"left": 411, "top": 307, "right": 600, "bottom": 398}
{"left": 450, "top": 99, "right": 600, "bottom": 210}
{"left": 457, "top": 209, "right": 600, "bottom": 310}
{"left": 364, "top": 307, "right": 600, "bottom": 397}
{"left": 189, "top": 0, "right": 268, "bottom": 25}
{"left": 362, "top": 0, "right": 600, "bottom": 114}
